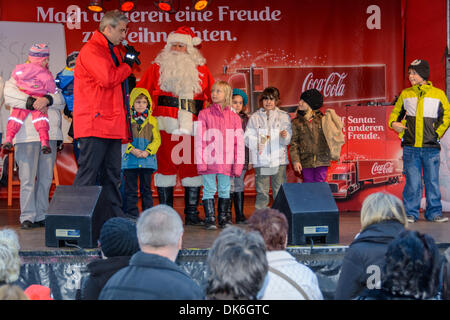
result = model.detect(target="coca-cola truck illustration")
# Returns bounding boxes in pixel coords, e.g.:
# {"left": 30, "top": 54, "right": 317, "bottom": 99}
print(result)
{"left": 225, "top": 65, "right": 387, "bottom": 112}
{"left": 327, "top": 159, "right": 403, "bottom": 199}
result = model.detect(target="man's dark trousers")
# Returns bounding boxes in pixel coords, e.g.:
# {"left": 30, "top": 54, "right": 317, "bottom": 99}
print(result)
{"left": 73, "top": 137, "right": 125, "bottom": 220}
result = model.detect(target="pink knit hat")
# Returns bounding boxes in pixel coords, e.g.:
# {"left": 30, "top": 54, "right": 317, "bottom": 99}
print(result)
{"left": 28, "top": 43, "right": 50, "bottom": 65}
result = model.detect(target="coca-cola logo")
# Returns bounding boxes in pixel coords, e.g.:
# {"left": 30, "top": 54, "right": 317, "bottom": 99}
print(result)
{"left": 371, "top": 162, "right": 394, "bottom": 175}
{"left": 301, "top": 72, "right": 348, "bottom": 97}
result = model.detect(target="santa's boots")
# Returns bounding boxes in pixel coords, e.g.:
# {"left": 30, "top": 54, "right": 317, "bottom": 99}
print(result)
{"left": 218, "top": 197, "right": 232, "bottom": 228}
{"left": 184, "top": 187, "right": 204, "bottom": 226}
{"left": 157, "top": 187, "right": 174, "bottom": 207}
{"left": 232, "top": 192, "right": 247, "bottom": 224}
{"left": 203, "top": 198, "right": 217, "bottom": 230}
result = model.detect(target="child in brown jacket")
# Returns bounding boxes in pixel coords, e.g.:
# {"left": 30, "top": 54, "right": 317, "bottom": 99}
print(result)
{"left": 290, "top": 89, "right": 343, "bottom": 182}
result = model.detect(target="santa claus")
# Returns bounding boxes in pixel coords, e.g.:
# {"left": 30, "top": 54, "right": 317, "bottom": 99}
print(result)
{"left": 137, "top": 26, "right": 214, "bottom": 225}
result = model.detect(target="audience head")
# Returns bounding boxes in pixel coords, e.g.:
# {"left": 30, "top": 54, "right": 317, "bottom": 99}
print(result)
{"left": 137, "top": 205, "right": 184, "bottom": 257}
{"left": 442, "top": 247, "right": 450, "bottom": 300}
{"left": 247, "top": 208, "right": 288, "bottom": 251}
{"left": 206, "top": 226, "right": 268, "bottom": 300}
{"left": 382, "top": 230, "right": 441, "bottom": 299}
{"left": 0, "top": 284, "right": 29, "bottom": 300}
{"left": 99, "top": 217, "right": 140, "bottom": 258}
{"left": 0, "top": 229, "right": 21, "bottom": 284}
{"left": 360, "top": 192, "right": 408, "bottom": 230}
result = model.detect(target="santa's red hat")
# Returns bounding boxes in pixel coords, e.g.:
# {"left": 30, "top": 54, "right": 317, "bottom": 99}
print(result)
{"left": 166, "top": 26, "right": 201, "bottom": 47}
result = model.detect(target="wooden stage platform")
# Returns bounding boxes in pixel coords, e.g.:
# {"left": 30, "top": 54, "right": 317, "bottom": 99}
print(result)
{"left": 0, "top": 195, "right": 449, "bottom": 252}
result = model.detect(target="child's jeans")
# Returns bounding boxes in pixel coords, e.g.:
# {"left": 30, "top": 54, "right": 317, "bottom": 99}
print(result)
{"left": 230, "top": 169, "right": 246, "bottom": 193}
{"left": 123, "top": 168, "right": 155, "bottom": 217}
{"left": 202, "top": 173, "right": 231, "bottom": 200}
{"left": 254, "top": 165, "right": 286, "bottom": 209}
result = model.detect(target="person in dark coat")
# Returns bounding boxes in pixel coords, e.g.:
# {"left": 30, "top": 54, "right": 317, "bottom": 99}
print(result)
{"left": 77, "top": 217, "right": 140, "bottom": 300}
{"left": 99, "top": 205, "right": 204, "bottom": 300}
{"left": 356, "top": 230, "right": 441, "bottom": 300}
{"left": 334, "top": 192, "right": 408, "bottom": 300}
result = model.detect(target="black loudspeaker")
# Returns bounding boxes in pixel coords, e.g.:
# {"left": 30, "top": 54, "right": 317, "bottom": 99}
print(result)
{"left": 45, "top": 185, "right": 103, "bottom": 248}
{"left": 272, "top": 182, "right": 339, "bottom": 245}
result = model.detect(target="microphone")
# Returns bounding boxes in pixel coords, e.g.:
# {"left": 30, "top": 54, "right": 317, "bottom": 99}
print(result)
{"left": 122, "top": 40, "right": 141, "bottom": 65}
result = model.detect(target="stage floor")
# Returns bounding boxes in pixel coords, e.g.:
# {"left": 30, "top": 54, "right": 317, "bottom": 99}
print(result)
{"left": 0, "top": 196, "right": 449, "bottom": 252}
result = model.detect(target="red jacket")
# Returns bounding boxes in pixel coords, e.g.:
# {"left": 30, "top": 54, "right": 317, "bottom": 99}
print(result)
{"left": 73, "top": 30, "right": 132, "bottom": 142}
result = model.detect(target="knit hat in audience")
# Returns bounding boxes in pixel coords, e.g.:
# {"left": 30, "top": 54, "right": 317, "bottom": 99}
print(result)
{"left": 99, "top": 217, "right": 140, "bottom": 258}
{"left": 28, "top": 43, "right": 50, "bottom": 65}
{"left": 408, "top": 59, "right": 430, "bottom": 81}
{"left": 300, "top": 89, "right": 323, "bottom": 110}
{"left": 66, "top": 51, "right": 79, "bottom": 68}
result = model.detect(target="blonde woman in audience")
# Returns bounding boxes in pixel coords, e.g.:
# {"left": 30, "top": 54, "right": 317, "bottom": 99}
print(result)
{"left": 335, "top": 192, "right": 408, "bottom": 300}
{"left": 0, "top": 284, "right": 29, "bottom": 300}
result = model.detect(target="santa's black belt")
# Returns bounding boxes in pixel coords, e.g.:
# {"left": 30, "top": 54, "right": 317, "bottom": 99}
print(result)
{"left": 157, "top": 95, "right": 204, "bottom": 116}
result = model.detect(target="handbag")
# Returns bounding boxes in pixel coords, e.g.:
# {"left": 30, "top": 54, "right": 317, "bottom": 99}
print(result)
{"left": 269, "top": 266, "right": 310, "bottom": 300}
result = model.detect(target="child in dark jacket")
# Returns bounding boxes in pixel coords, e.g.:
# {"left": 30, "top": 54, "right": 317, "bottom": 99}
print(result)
{"left": 55, "top": 51, "right": 79, "bottom": 160}
{"left": 230, "top": 88, "right": 250, "bottom": 223}
{"left": 122, "top": 88, "right": 161, "bottom": 218}
{"left": 290, "top": 89, "right": 331, "bottom": 183}
{"left": 77, "top": 217, "right": 140, "bottom": 300}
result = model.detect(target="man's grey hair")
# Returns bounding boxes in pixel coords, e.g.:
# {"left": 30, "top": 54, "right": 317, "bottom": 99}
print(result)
{"left": 206, "top": 226, "right": 268, "bottom": 300}
{"left": 137, "top": 204, "right": 184, "bottom": 248}
{"left": 99, "top": 10, "right": 129, "bottom": 32}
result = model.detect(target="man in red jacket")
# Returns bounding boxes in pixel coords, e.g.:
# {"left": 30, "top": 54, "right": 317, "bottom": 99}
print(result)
{"left": 73, "top": 10, "right": 140, "bottom": 220}
{"left": 137, "top": 26, "right": 214, "bottom": 225}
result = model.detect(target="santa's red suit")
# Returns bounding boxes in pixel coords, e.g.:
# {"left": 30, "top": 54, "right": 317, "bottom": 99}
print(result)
{"left": 137, "top": 26, "right": 214, "bottom": 225}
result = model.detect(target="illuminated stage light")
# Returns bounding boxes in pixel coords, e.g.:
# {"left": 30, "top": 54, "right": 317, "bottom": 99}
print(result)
{"left": 193, "top": 0, "right": 211, "bottom": 11}
{"left": 120, "top": 0, "right": 136, "bottom": 12}
{"left": 88, "top": 0, "right": 104, "bottom": 12}
{"left": 155, "top": 0, "right": 173, "bottom": 12}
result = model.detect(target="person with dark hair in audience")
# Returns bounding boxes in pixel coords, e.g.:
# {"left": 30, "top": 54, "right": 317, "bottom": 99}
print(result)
{"left": 247, "top": 208, "right": 323, "bottom": 300}
{"left": 442, "top": 248, "right": 450, "bottom": 300}
{"left": 205, "top": 226, "right": 268, "bottom": 300}
{"left": 77, "top": 217, "right": 140, "bottom": 300}
{"left": 356, "top": 230, "right": 441, "bottom": 300}
{"left": 335, "top": 192, "right": 408, "bottom": 299}
{"left": 99, "top": 205, "right": 204, "bottom": 300}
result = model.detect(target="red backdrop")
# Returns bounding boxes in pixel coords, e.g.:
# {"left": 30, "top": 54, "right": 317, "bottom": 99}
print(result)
{"left": 0, "top": 0, "right": 447, "bottom": 211}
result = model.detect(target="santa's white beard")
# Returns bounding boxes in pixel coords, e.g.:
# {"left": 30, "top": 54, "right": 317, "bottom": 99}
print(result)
{"left": 155, "top": 50, "right": 202, "bottom": 99}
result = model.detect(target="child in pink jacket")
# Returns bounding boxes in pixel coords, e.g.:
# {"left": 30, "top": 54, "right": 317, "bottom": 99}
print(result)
{"left": 3, "top": 43, "right": 57, "bottom": 154}
{"left": 195, "top": 80, "right": 244, "bottom": 230}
